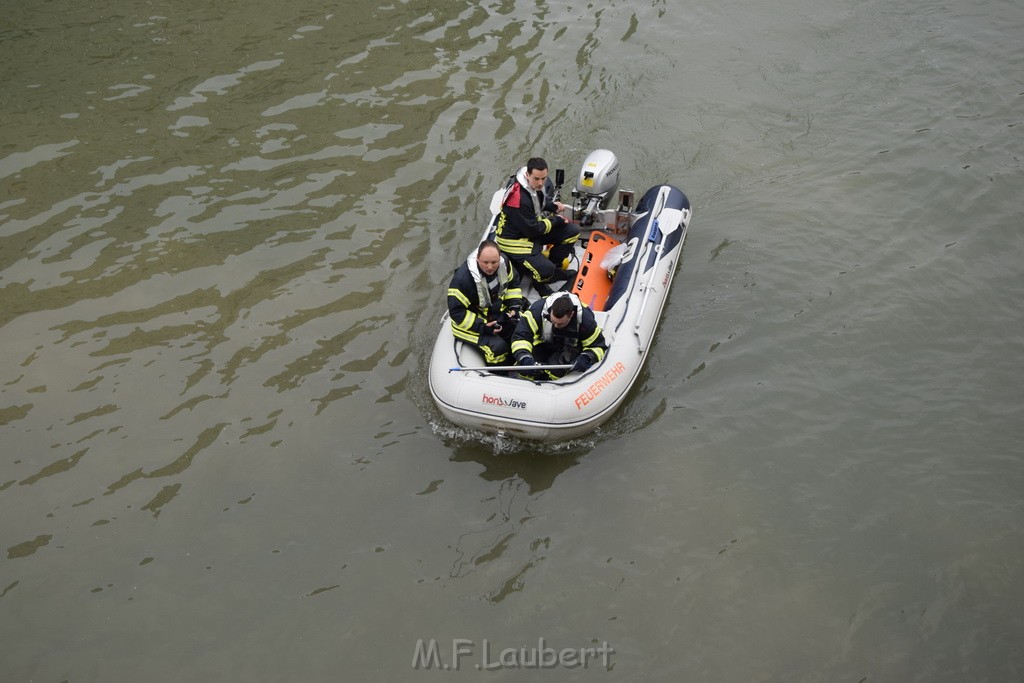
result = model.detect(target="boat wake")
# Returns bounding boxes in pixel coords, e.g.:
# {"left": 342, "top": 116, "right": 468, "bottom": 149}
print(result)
{"left": 429, "top": 419, "right": 597, "bottom": 456}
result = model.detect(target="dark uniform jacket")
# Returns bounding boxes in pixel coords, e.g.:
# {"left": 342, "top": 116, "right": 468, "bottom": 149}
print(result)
{"left": 447, "top": 253, "right": 523, "bottom": 344}
{"left": 511, "top": 293, "right": 607, "bottom": 365}
{"left": 495, "top": 169, "right": 563, "bottom": 256}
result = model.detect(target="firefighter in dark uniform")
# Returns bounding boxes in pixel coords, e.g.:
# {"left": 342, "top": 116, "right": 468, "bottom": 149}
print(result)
{"left": 511, "top": 292, "right": 607, "bottom": 380}
{"left": 495, "top": 157, "right": 580, "bottom": 295}
{"left": 447, "top": 240, "right": 525, "bottom": 365}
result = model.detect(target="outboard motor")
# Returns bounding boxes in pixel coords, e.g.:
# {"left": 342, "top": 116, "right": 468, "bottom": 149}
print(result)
{"left": 572, "top": 149, "right": 621, "bottom": 227}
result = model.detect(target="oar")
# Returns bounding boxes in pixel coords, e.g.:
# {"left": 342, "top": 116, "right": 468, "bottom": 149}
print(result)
{"left": 449, "top": 364, "right": 574, "bottom": 373}
{"left": 633, "top": 197, "right": 688, "bottom": 347}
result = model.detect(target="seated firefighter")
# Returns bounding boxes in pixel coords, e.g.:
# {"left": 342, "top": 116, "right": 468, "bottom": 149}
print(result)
{"left": 511, "top": 292, "right": 608, "bottom": 380}
{"left": 447, "top": 239, "right": 525, "bottom": 365}
{"left": 495, "top": 156, "right": 579, "bottom": 295}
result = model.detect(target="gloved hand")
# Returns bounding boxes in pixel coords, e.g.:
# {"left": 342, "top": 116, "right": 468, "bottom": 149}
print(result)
{"left": 498, "top": 309, "right": 519, "bottom": 327}
{"left": 516, "top": 354, "right": 541, "bottom": 377}
{"left": 571, "top": 353, "right": 594, "bottom": 373}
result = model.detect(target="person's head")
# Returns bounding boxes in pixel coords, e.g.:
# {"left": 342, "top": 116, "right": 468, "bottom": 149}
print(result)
{"left": 549, "top": 295, "right": 575, "bottom": 328}
{"left": 525, "top": 157, "right": 549, "bottom": 192}
{"left": 476, "top": 240, "right": 501, "bottom": 276}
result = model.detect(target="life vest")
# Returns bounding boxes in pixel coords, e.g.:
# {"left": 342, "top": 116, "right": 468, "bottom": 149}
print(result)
{"left": 466, "top": 251, "right": 511, "bottom": 313}
{"left": 508, "top": 167, "right": 544, "bottom": 217}
{"left": 540, "top": 292, "right": 584, "bottom": 344}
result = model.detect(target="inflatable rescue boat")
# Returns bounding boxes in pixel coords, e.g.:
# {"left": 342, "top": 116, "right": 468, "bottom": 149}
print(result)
{"left": 429, "top": 150, "right": 692, "bottom": 440}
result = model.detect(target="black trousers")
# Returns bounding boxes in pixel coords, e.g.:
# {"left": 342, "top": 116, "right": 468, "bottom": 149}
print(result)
{"left": 508, "top": 223, "right": 580, "bottom": 283}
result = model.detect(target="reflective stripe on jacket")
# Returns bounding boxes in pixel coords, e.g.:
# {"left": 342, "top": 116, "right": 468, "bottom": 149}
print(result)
{"left": 447, "top": 254, "right": 522, "bottom": 343}
{"left": 495, "top": 170, "right": 557, "bottom": 255}
{"left": 511, "top": 293, "right": 607, "bottom": 362}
